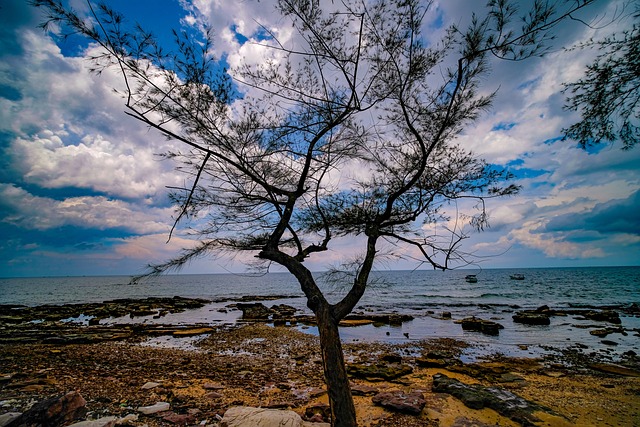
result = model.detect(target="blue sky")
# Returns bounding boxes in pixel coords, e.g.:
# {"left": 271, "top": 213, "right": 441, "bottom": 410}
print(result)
{"left": 0, "top": 0, "right": 639, "bottom": 277}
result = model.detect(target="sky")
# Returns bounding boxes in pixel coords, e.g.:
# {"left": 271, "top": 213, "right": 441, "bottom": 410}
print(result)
{"left": 0, "top": 0, "right": 639, "bottom": 278}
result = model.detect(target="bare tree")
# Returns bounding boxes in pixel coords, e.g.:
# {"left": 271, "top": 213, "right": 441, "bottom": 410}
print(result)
{"left": 33, "top": 0, "right": 596, "bottom": 425}
{"left": 563, "top": 5, "right": 639, "bottom": 150}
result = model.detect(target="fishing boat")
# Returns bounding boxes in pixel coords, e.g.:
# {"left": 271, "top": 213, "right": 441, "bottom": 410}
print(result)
{"left": 465, "top": 274, "right": 478, "bottom": 283}
{"left": 510, "top": 273, "right": 525, "bottom": 280}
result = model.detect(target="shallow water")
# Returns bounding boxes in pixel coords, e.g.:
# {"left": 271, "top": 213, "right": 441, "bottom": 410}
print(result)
{"left": 1, "top": 267, "right": 639, "bottom": 359}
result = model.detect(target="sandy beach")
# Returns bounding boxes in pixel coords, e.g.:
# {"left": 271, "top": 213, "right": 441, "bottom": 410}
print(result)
{"left": 1, "top": 319, "right": 639, "bottom": 426}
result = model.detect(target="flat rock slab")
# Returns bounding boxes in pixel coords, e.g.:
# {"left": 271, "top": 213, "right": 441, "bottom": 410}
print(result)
{"left": 372, "top": 390, "right": 426, "bottom": 414}
{"left": 347, "top": 363, "right": 413, "bottom": 381}
{"left": 432, "top": 374, "right": 559, "bottom": 426}
{"left": 137, "top": 402, "right": 170, "bottom": 415}
{"left": 589, "top": 363, "right": 640, "bottom": 377}
{"left": 221, "top": 406, "right": 330, "bottom": 427}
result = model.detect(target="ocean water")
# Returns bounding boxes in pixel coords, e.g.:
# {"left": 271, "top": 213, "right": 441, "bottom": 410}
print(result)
{"left": 1, "top": 267, "right": 639, "bottom": 359}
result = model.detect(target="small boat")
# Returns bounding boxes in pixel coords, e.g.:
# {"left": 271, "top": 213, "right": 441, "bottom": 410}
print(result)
{"left": 510, "top": 274, "right": 525, "bottom": 280}
{"left": 465, "top": 274, "right": 478, "bottom": 283}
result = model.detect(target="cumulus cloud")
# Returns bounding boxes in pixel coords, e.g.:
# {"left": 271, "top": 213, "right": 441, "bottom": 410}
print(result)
{"left": 1, "top": 0, "right": 638, "bottom": 276}
{"left": 0, "top": 183, "right": 170, "bottom": 234}
{"left": 544, "top": 190, "right": 640, "bottom": 236}
{"left": 10, "top": 132, "right": 175, "bottom": 200}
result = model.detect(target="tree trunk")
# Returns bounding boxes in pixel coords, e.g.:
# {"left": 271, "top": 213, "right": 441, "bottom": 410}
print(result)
{"left": 316, "top": 305, "right": 356, "bottom": 427}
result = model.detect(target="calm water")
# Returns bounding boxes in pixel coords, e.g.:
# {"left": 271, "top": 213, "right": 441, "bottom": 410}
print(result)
{"left": 1, "top": 267, "right": 639, "bottom": 359}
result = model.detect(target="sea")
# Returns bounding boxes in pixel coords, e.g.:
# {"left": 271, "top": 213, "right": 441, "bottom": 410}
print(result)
{"left": 1, "top": 267, "right": 639, "bottom": 361}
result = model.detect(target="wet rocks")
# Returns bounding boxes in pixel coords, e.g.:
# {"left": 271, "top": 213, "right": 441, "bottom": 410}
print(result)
{"left": 460, "top": 317, "right": 504, "bottom": 335}
{"left": 347, "top": 363, "right": 413, "bottom": 381}
{"left": 432, "top": 374, "right": 552, "bottom": 425}
{"left": 588, "top": 363, "right": 640, "bottom": 377}
{"left": 0, "top": 296, "right": 210, "bottom": 325}
{"left": 589, "top": 326, "right": 624, "bottom": 337}
{"left": 237, "top": 303, "right": 272, "bottom": 320}
{"left": 582, "top": 310, "right": 621, "bottom": 324}
{"left": 512, "top": 311, "right": 551, "bottom": 325}
{"left": 236, "top": 303, "right": 299, "bottom": 322}
{"left": 371, "top": 390, "right": 426, "bottom": 414}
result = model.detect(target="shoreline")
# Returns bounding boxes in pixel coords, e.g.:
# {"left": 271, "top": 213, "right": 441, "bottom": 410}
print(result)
{"left": 2, "top": 296, "right": 639, "bottom": 363}
{"left": 1, "top": 322, "right": 639, "bottom": 426}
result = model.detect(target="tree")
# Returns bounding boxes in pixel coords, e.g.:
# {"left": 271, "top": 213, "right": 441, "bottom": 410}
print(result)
{"left": 33, "top": 0, "right": 596, "bottom": 425}
{"left": 563, "top": 6, "right": 640, "bottom": 150}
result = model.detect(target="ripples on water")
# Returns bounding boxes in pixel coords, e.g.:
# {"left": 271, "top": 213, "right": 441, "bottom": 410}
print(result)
{"left": 1, "top": 267, "right": 639, "bottom": 359}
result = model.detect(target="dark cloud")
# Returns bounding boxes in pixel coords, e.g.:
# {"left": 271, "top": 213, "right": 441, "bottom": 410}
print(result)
{"left": 544, "top": 190, "right": 640, "bottom": 236}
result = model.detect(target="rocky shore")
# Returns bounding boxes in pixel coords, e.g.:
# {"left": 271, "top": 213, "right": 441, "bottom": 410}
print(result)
{"left": 1, "top": 298, "right": 640, "bottom": 426}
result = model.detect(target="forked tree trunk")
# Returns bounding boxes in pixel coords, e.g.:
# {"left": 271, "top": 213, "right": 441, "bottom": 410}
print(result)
{"left": 315, "top": 305, "right": 357, "bottom": 427}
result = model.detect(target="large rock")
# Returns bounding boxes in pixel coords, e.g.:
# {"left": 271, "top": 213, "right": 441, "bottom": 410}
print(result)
{"left": 5, "top": 391, "right": 87, "bottom": 427}
{"left": 460, "top": 317, "right": 504, "bottom": 335}
{"left": 237, "top": 303, "right": 272, "bottom": 320}
{"left": 432, "top": 374, "right": 555, "bottom": 425}
{"left": 583, "top": 310, "right": 621, "bottom": 324}
{"left": 347, "top": 363, "right": 413, "bottom": 381}
{"left": 372, "top": 390, "right": 426, "bottom": 415}
{"left": 220, "top": 406, "right": 302, "bottom": 426}
{"left": 512, "top": 311, "right": 551, "bottom": 325}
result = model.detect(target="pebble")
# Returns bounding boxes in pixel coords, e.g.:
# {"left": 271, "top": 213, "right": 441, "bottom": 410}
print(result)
{"left": 141, "top": 381, "right": 162, "bottom": 390}
{"left": 137, "top": 401, "right": 170, "bottom": 414}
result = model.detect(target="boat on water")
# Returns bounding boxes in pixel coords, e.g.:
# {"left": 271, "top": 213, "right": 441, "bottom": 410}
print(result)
{"left": 465, "top": 274, "right": 478, "bottom": 283}
{"left": 510, "top": 274, "right": 525, "bottom": 280}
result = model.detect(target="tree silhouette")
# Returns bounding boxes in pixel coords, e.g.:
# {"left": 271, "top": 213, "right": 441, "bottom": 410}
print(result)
{"left": 33, "top": 0, "right": 597, "bottom": 424}
{"left": 563, "top": 6, "right": 639, "bottom": 150}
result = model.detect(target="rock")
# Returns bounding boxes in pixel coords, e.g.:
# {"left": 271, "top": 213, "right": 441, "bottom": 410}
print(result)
{"left": 589, "top": 363, "right": 640, "bottom": 377}
{"left": 460, "top": 317, "right": 504, "bottom": 335}
{"left": 339, "top": 319, "right": 374, "bottom": 327}
{"left": 347, "top": 363, "right": 413, "bottom": 381}
{"left": 512, "top": 312, "right": 551, "bottom": 325}
{"left": 137, "top": 401, "right": 170, "bottom": 415}
{"left": 441, "top": 311, "right": 452, "bottom": 319}
{"left": 162, "top": 412, "right": 197, "bottom": 425}
{"left": 141, "top": 381, "right": 162, "bottom": 390}
{"left": 221, "top": 406, "right": 304, "bottom": 427}
{"left": 415, "top": 357, "right": 448, "bottom": 368}
{"left": 432, "top": 374, "right": 553, "bottom": 425}
{"left": 601, "top": 340, "right": 618, "bottom": 346}
{"left": 66, "top": 416, "right": 118, "bottom": 427}
{"left": 270, "top": 304, "right": 297, "bottom": 318}
{"left": 5, "top": 391, "right": 87, "bottom": 427}
{"left": 172, "top": 327, "right": 214, "bottom": 336}
{"left": 589, "top": 326, "right": 624, "bottom": 337}
{"left": 380, "top": 353, "right": 402, "bottom": 363}
{"left": 0, "top": 413, "right": 21, "bottom": 427}
{"left": 583, "top": 310, "right": 621, "bottom": 324}
{"left": 118, "top": 414, "right": 139, "bottom": 424}
{"left": 350, "top": 384, "right": 379, "bottom": 396}
{"left": 371, "top": 390, "right": 426, "bottom": 415}
{"left": 237, "top": 303, "right": 272, "bottom": 320}
{"left": 203, "top": 382, "right": 225, "bottom": 390}
{"left": 304, "top": 403, "right": 330, "bottom": 422}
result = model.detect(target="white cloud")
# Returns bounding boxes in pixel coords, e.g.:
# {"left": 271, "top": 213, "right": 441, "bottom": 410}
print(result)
{"left": 0, "top": 184, "right": 170, "bottom": 234}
